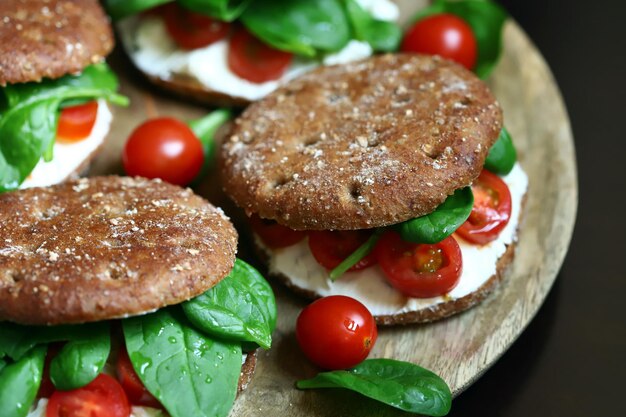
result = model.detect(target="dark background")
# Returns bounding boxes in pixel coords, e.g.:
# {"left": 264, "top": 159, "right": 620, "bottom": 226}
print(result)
{"left": 449, "top": 1, "right": 626, "bottom": 416}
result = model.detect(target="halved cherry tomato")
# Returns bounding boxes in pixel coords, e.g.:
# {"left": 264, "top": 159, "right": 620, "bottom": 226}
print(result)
{"left": 46, "top": 374, "right": 130, "bottom": 417}
{"left": 37, "top": 343, "right": 64, "bottom": 398}
{"left": 375, "top": 232, "right": 462, "bottom": 298}
{"left": 227, "top": 28, "right": 293, "bottom": 83}
{"left": 456, "top": 169, "right": 512, "bottom": 245}
{"left": 308, "top": 230, "right": 377, "bottom": 272}
{"left": 249, "top": 214, "right": 306, "bottom": 249}
{"left": 401, "top": 13, "right": 478, "bottom": 71}
{"left": 56, "top": 101, "right": 98, "bottom": 143}
{"left": 122, "top": 117, "right": 204, "bottom": 186}
{"left": 161, "top": 3, "right": 230, "bottom": 50}
{"left": 296, "top": 295, "right": 377, "bottom": 370}
{"left": 116, "top": 347, "right": 161, "bottom": 408}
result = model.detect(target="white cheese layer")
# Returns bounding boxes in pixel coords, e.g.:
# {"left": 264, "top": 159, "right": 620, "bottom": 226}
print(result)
{"left": 260, "top": 163, "right": 529, "bottom": 317}
{"left": 20, "top": 99, "right": 112, "bottom": 189}
{"left": 118, "top": 0, "right": 398, "bottom": 101}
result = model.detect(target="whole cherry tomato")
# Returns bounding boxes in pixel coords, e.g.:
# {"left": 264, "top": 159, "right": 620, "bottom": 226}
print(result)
{"left": 122, "top": 117, "right": 204, "bottom": 186}
{"left": 249, "top": 214, "right": 306, "bottom": 249}
{"left": 46, "top": 374, "right": 130, "bottom": 417}
{"left": 375, "top": 232, "right": 463, "bottom": 298}
{"left": 227, "top": 27, "right": 293, "bottom": 83}
{"left": 56, "top": 101, "right": 98, "bottom": 143}
{"left": 456, "top": 169, "right": 512, "bottom": 245}
{"left": 161, "top": 3, "right": 230, "bottom": 50}
{"left": 401, "top": 13, "right": 478, "bottom": 70}
{"left": 308, "top": 230, "right": 377, "bottom": 272}
{"left": 116, "top": 347, "right": 161, "bottom": 408}
{"left": 296, "top": 295, "right": 377, "bottom": 370}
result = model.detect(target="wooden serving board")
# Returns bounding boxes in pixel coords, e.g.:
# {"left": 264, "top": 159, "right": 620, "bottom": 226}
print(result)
{"left": 91, "top": 1, "right": 577, "bottom": 414}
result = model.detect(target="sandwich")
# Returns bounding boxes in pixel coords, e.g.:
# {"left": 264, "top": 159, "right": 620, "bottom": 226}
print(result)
{"left": 0, "top": 0, "right": 127, "bottom": 193}
{"left": 0, "top": 176, "right": 276, "bottom": 417}
{"left": 105, "top": 0, "right": 402, "bottom": 106}
{"left": 220, "top": 53, "right": 528, "bottom": 325}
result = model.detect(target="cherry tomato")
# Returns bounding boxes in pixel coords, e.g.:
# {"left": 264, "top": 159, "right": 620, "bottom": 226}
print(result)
{"left": 122, "top": 117, "right": 204, "bottom": 186}
{"left": 296, "top": 295, "right": 377, "bottom": 370}
{"left": 37, "top": 344, "right": 64, "bottom": 398}
{"left": 46, "top": 374, "right": 131, "bottom": 417}
{"left": 56, "top": 101, "right": 98, "bottom": 143}
{"left": 375, "top": 232, "right": 462, "bottom": 298}
{"left": 308, "top": 230, "right": 377, "bottom": 272}
{"left": 227, "top": 27, "right": 293, "bottom": 83}
{"left": 401, "top": 13, "right": 478, "bottom": 70}
{"left": 161, "top": 3, "right": 230, "bottom": 50}
{"left": 456, "top": 169, "right": 512, "bottom": 245}
{"left": 116, "top": 347, "right": 161, "bottom": 408}
{"left": 249, "top": 214, "right": 306, "bottom": 249}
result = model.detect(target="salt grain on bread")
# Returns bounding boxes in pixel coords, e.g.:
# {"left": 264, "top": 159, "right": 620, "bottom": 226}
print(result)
{"left": 0, "top": 176, "right": 237, "bottom": 325}
{"left": 220, "top": 54, "right": 502, "bottom": 230}
{"left": 0, "top": 0, "right": 114, "bottom": 86}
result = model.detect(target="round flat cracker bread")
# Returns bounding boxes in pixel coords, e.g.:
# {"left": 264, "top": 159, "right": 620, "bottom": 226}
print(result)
{"left": 0, "top": 176, "right": 237, "bottom": 325}
{"left": 221, "top": 54, "right": 502, "bottom": 230}
{"left": 0, "top": 0, "right": 114, "bottom": 85}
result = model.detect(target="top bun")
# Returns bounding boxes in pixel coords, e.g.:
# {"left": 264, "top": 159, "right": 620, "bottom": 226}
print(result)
{"left": 0, "top": 176, "right": 238, "bottom": 325}
{"left": 220, "top": 54, "right": 502, "bottom": 230}
{"left": 0, "top": 0, "right": 114, "bottom": 86}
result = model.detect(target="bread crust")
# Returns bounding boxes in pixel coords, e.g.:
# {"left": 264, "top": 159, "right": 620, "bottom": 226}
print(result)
{"left": 0, "top": 176, "right": 238, "bottom": 325}
{"left": 0, "top": 0, "right": 114, "bottom": 85}
{"left": 238, "top": 349, "right": 258, "bottom": 393}
{"left": 220, "top": 54, "right": 502, "bottom": 230}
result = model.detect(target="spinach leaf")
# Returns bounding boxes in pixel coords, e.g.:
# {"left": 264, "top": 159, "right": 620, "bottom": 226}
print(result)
{"left": 0, "top": 346, "right": 46, "bottom": 417}
{"left": 330, "top": 229, "right": 383, "bottom": 281}
{"left": 397, "top": 187, "right": 473, "bottom": 244}
{"left": 189, "top": 109, "right": 231, "bottom": 181}
{"left": 0, "top": 63, "right": 128, "bottom": 193}
{"left": 49, "top": 324, "right": 111, "bottom": 390}
{"left": 0, "top": 358, "right": 5, "bottom": 374}
{"left": 182, "top": 259, "right": 277, "bottom": 349}
{"left": 484, "top": 127, "right": 516, "bottom": 175}
{"left": 297, "top": 358, "right": 452, "bottom": 416}
{"left": 0, "top": 321, "right": 108, "bottom": 361}
{"left": 411, "top": 0, "right": 508, "bottom": 78}
{"left": 241, "top": 0, "right": 351, "bottom": 57}
{"left": 344, "top": 0, "right": 402, "bottom": 52}
{"left": 179, "top": 0, "right": 252, "bottom": 21}
{"left": 123, "top": 309, "right": 242, "bottom": 417}
{"left": 105, "top": 0, "right": 172, "bottom": 20}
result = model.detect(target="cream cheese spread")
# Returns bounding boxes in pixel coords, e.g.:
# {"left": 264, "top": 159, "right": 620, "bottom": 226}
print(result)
{"left": 259, "top": 163, "right": 529, "bottom": 317}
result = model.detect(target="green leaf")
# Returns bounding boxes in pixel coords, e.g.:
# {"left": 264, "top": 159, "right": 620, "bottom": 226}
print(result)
{"left": 105, "top": 0, "right": 172, "bottom": 20}
{"left": 330, "top": 229, "right": 383, "bottom": 281}
{"left": 123, "top": 309, "right": 242, "bottom": 417}
{"left": 182, "top": 259, "right": 277, "bottom": 349}
{"left": 49, "top": 323, "right": 111, "bottom": 390}
{"left": 179, "top": 0, "right": 252, "bottom": 21}
{"left": 0, "top": 63, "right": 128, "bottom": 193}
{"left": 397, "top": 187, "right": 473, "bottom": 244}
{"left": 0, "top": 346, "right": 46, "bottom": 417}
{"left": 484, "top": 127, "right": 516, "bottom": 175}
{"left": 189, "top": 109, "right": 231, "bottom": 181}
{"left": 297, "top": 358, "right": 452, "bottom": 416}
{"left": 410, "top": 0, "right": 508, "bottom": 79}
{"left": 241, "top": 0, "right": 351, "bottom": 56}
{"left": 0, "top": 359, "right": 6, "bottom": 374}
{"left": 344, "top": 0, "right": 402, "bottom": 52}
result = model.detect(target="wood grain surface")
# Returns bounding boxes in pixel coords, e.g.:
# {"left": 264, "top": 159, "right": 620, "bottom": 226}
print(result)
{"left": 91, "top": 1, "right": 577, "bottom": 414}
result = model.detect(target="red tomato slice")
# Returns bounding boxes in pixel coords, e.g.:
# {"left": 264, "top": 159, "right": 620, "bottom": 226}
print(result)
{"left": 116, "top": 348, "right": 161, "bottom": 408}
{"left": 46, "top": 374, "right": 131, "bottom": 417}
{"left": 456, "top": 169, "right": 512, "bottom": 245}
{"left": 161, "top": 3, "right": 230, "bottom": 50}
{"left": 249, "top": 215, "right": 306, "bottom": 249}
{"left": 37, "top": 343, "right": 64, "bottom": 398}
{"left": 56, "top": 101, "right": 98, "bottom": 143}
{"left": 308, "top": 230, "right": 377, "bottom": 272}
{"left": 401, "top": 13, "right": 478, "bottom": 71}
{"left": 375, "top": 232, "right": 462, "bottom": 298}
{"left": 227, "top": 28, "right": 293, "bottom": 83}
